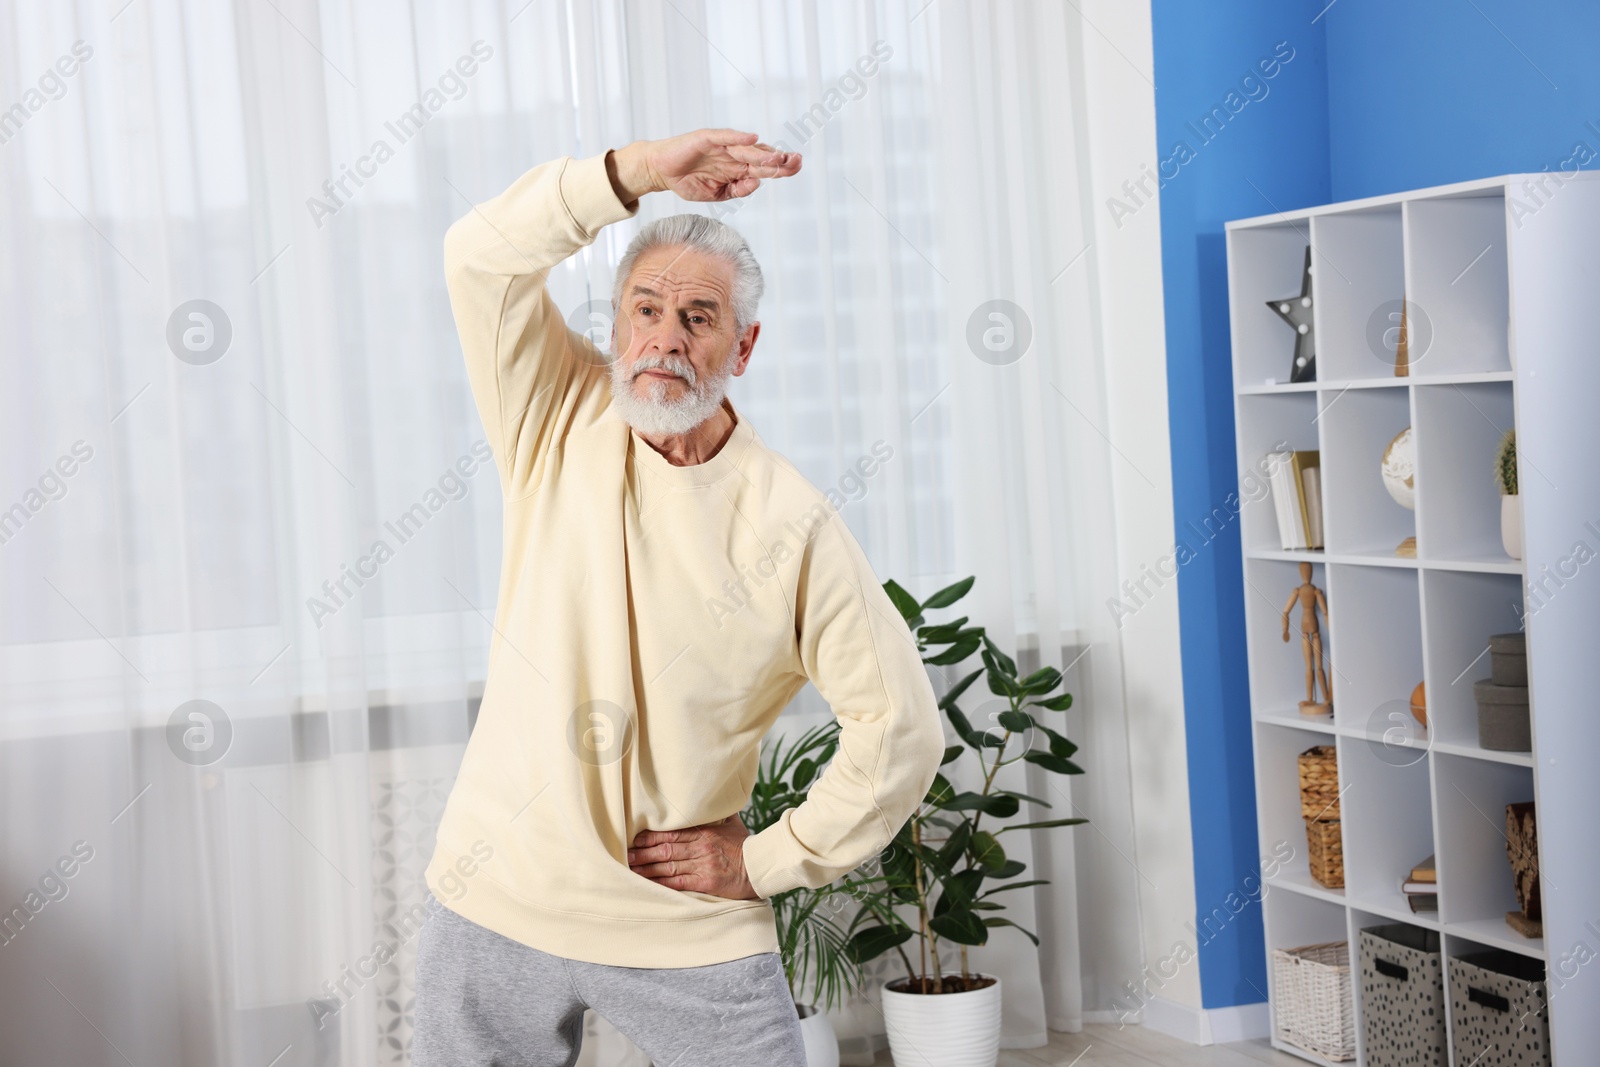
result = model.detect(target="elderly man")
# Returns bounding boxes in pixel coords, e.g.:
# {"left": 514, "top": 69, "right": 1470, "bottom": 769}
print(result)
{"left": 412, "top": 128, "right": 946, "bottom": 1066}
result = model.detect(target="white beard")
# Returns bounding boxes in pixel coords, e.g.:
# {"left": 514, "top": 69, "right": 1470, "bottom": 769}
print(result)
{"left": 608, "top": 348, "right": 735, "bottom": 437}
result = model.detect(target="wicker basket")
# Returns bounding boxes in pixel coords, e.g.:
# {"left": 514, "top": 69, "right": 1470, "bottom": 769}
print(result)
{"left": 1305, "top": 816, "right": 1345, "bottom": 889}
{"left": 1298, "top": 744, "right": 1340, "bottom": 819}
{"left": 1272, "top": 940, "right": 1356, "bottom": 1061}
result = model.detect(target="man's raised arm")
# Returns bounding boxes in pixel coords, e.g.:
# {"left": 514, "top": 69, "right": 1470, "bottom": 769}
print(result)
{"left": 442, "top": 132, "right": 800, "bottom": 499}
{"left": 442, "top": 150, "right": 640, "bottom": 498}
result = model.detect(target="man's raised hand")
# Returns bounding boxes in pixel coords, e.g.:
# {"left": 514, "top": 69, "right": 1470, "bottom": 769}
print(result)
{"left": 609, "top": 129, "right": 801, "bottom": 205}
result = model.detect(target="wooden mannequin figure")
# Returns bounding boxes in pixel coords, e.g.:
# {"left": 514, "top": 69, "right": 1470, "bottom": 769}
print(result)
{"left": 1281, "top": 562, "right": 1331, "bottom": 715}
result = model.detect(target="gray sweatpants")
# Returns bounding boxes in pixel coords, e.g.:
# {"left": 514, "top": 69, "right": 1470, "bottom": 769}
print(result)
{"left": 411, "top": 893, "right": 808, "bottom": 1066}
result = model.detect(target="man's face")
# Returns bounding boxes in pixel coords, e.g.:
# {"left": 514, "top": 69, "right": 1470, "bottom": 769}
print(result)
{"left": 610, "top": 244, "right": 756, "bottom": 426}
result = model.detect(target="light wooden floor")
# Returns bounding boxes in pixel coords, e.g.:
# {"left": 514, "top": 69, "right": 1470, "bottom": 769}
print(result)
{"left": 874, "top": 1023, "right": 1307, "bottom": 1066}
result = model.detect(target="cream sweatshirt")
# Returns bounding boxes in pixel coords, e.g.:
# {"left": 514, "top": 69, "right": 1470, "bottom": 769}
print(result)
{"left": 422, "top": 151, "right": 947, "bottom": 968}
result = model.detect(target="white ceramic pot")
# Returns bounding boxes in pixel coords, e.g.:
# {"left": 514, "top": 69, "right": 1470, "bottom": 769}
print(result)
{"left": 796, "top": 1004, "right": 840, "bottom": 1067}
{"left": 879, "top": 975, "right": 1002, "bottom": 1067}
{"left": 1501, "top": 494, "right": 1523, "bottom": 560}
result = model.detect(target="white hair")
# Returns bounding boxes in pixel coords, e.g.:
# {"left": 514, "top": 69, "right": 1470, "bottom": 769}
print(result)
{"left": 611, "top": 213, "right": 764, "bottom": 334}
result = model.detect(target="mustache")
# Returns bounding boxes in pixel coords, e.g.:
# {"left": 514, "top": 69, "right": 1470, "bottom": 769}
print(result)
{"left": 629, "top": 354, "right": 697, "bottom": 386}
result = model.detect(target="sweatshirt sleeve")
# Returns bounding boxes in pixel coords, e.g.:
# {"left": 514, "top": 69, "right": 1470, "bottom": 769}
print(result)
{"left": 741, "top": 514, "right": 948, "bottom": 899}
{"left": 443, "top": 151, "right": 640, "bottom": 498}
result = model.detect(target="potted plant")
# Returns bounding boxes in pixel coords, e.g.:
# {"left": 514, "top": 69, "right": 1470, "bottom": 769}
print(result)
{"left": 838, "top": 576, "right": 1087, "bottom": 1067}
{"left": 1496, "top": 428, "right": 1521, "bottom": 559}
{"left": 742, "top": 718, "right": 862, "bottom": 1067}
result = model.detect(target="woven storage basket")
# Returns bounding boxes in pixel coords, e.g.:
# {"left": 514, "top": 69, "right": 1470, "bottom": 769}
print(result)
{"left": 1298, "top": 744, "right": 1340, "bottom": 819}
{"left": 1305, "top": 816, "right": 1345, "bottom": 889}
{"left": 1272, "top": 941, "right": 1356, "bottom": 1062}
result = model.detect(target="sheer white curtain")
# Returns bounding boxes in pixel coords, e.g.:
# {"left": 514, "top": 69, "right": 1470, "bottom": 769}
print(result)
{"left": 0, "top": 1, "right": 1143, "bottom": 1063}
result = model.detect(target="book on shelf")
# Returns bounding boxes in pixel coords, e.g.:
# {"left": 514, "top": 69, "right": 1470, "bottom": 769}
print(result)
{"left": 1301, "top": 464, "right": 1323, "bottom": 549}
{"left": 1269, "top": 453, "right": 1295, "bottom": 549}
{"left": 1409, "top": 854, "right": 1436, "bottom": 883}
{"left": 1402, "top": 879, "right": 1437, "bottom": 894}
{"left": 1265, "top": 450, "right": 1324, "bottom": 550}
{"left": 1407, "top": 893, "right": 1438, "bottom": 913}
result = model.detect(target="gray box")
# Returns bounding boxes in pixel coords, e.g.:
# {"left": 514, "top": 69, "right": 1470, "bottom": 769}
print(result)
{"left": 1475, "top": 679, "right": 1532, "bottom": 751}
{"left": 1489, "top": 631, "right": 1527, "bottom": 686}
{"left": 1449, "top": 951, "right": 1550, "bottom": 1067}
{"left": 1358, "top": 925, "right": 1446, "bottom": 1067}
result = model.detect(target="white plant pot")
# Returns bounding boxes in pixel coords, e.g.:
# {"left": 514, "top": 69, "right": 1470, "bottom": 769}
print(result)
{"left": 1501, "top": 493, "right": 1523, "bottom": 560}
{"left": 796, "top": 1004, "right": 840, "bottom": 1067}
{"left": 879, "top": 975, "right": 1002, "bottom": 1067}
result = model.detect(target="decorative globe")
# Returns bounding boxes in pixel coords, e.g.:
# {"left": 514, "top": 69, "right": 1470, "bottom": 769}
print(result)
{"left": 1381, "top": 427, "right": 1415, "bottom": 510}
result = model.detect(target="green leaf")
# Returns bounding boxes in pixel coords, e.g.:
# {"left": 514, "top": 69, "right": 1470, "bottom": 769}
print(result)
{"left": 987, "top": 858, "right": 1027, "bottom": 879}
{"left": 970, "top": 830, "right": 1006, "bottom": 871}
{"left": 847, "top": 925, "right": 913, "bottom": 963}
{"left": 994, "top": 789, "right": 1052, "bottom": 809}
{"left": 1034, "top": 692, "right": 1074, "bottom": 711}
{"left": 938, "top": 821, "right": 972, "bottom": 866}
{"left": 926, "top": 635, "right": 982, "bottom": 666}
{"left": 793, "top": 758, "right": 816, "bottom": 789}
{"left": 982, "top": 636, "right": 1017, "bottom": 677}
{"left": 915, "top": 842, "right": 954, "bottom": 881}
{"left": 997, "top": 709, "right": 1035, "bottom": 733}
{"left": 942, "top": 792, "right": 1020, "bottom": 818}
{"left": 1022, "top": 750, "right": 1085, "bottom": 776}
{"left": 939, "top": 745, "right": 965, "bottom": 766}
{"left": 924, "top": 773, "right": 957, "bottom": 806}
{"left": 932, "top": 869, "right": 985, "bottom": 915}
{"left": 918, "top": 617, "right": 970, "bottom": 643}
{"left": 981, "top": 916, "right": 1041, "bottom": 946}
{"left": 998, "top": 818, "right": 1088, "bottom": 833}
{"left": 939, "top": 669, "right": 984, "bottom": 710}
{"left": 1035, "top": 723, "right": 1079, "bottom": 760}
{"left": 1018, "top": 666, "right": 1063, "bottom": 695}
{"left": 929, "top": 910, "right": 989, "bottom": 945}
{"left": 985, "top": 663, "right": 1021, "bottom": 697}
{"left": 943, "top": 704, "right": 982, "bottom": 748}
{"left": 881, "top": 838, "right": 916, "bottom": 887}
{"left": 970, "top": 900, "right": 1004, "bottom": 911}
{"left": 977, "top": 878, "right": 1051, "bottom": 897}
{"left": 882, "top": 579, "right": 922, "bottom": 624}
{"left": 921, "top": 576, "right": 976, "bottom": 610}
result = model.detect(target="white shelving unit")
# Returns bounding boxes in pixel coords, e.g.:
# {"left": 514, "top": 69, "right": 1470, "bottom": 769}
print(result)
{"left": 1227, "top": 174, "right": 1600, "bottom": 1065}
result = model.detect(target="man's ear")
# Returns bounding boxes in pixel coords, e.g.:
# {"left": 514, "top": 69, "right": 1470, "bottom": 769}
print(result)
{"left": 731, "top": 321, "right": 760, "bottom": 377}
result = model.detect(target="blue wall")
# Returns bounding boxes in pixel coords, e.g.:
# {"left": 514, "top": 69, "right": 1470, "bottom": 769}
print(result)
{"left": 1149, "top": 0, "right": 1331, "bottom": 1012}
{"left": 1149, "top": 0, "right": 1594, "bottom": 1012}
{"left": 1323, "top": 3, "right": 1600, "bottom": 201}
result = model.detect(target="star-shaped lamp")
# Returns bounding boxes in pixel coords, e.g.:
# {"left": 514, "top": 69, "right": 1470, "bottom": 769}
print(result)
{"left": 1267, "top": 247, "right": 1316, "bottom": 383}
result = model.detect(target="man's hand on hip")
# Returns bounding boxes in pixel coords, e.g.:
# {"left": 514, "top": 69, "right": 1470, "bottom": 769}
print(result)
{"left": 607, "top": 128, "right": 802, "bottom": 207}
{"left": 627, "top": 814, "right": 760, "bottom": 900}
